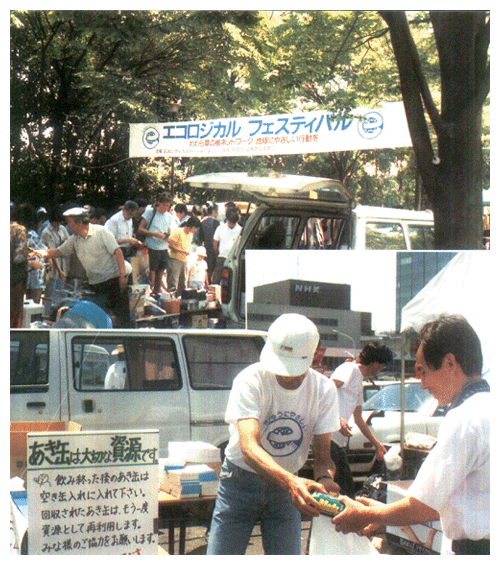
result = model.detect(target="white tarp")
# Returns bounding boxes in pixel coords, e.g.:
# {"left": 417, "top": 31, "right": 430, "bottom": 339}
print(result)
{"left": 129, "top": 102, "right": 411, "bottom": 158}
{"left": 401, "top": 251, "right": 492, "bottom": 380}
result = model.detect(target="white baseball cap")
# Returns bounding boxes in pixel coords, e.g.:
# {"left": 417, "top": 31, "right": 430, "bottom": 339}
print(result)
{"left": 196, "top": 246, "right": 207, "bottom": 257}
{"left": 260, "top": 314, "right": 319, "bottom": 376}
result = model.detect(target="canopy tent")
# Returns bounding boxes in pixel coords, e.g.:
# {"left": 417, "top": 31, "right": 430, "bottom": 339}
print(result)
{"left": 401, "top": 251, "right": 492, "bottom": 381}
{"left": 397, "top": 251, "right": 492, "bottom": 455}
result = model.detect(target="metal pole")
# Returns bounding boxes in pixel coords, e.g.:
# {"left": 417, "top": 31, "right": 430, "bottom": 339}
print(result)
{"left": 332, "top": 330, "right": 356, "bottom": 359}
{"left": 170, "top": 157, "right": 175, "bottom": 197}
{"left": 400, "top": 330, "right": 406, "bottom": 473}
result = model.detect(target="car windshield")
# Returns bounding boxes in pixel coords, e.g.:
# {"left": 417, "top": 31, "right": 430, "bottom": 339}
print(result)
{"left": 363, "top": 382, "right": 433, "bottom": 413}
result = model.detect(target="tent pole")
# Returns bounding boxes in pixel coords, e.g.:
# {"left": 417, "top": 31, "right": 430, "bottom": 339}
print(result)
{"left": 400, "top": 330, "right": 406, "bottom": 473}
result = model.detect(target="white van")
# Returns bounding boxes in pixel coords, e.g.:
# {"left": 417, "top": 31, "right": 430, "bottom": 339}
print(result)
{"left": 185, "top": 172, "right": 434, "bottom": 322}
{"left": 10, "top": 328, "right": 266, "bottom": 461}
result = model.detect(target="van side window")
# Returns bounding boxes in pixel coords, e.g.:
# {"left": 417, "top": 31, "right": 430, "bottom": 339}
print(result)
{"left": 250, "top": 215, "right": 300, "bottom": 249}
{"left": 365, "top": 221, "right": 406, "bottom": 250}
{"left": 10, "top": 331, "right": 49, "bottom": 391}
{"left": 408, "top": 225, "right": 434, "bottom": 250}
{"left": 183, "top": 335, "right": 264, "bottom": 389}
{"left": 299, "top": 217, "right": 347, "bottom": 249}
{"left": 72, "top": 337, "right": 181, "bottom": 392}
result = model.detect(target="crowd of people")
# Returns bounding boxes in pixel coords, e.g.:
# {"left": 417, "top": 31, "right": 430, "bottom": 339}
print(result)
{"left": 10, "top": 194, "right": 243, "bottom": 328}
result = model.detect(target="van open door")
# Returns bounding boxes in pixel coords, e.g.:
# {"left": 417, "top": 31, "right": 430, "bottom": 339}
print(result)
{"left": 185, "top": 173, "right": 354, "bottom": 323}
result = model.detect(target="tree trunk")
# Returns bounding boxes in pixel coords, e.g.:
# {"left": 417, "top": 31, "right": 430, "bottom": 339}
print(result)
{"left": 380, "top": 11, "right": 488, "bottom": 249}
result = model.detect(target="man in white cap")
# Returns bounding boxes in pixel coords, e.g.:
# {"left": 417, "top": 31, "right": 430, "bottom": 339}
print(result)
{"left": 35, "top": 207, "right": 131, "bottom": 327}
{"left": 207, "top": 313, "right": 341, "bottom": 555}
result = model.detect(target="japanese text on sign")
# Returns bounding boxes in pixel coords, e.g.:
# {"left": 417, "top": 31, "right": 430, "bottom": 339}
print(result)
{"left": 129, "top": 102, "right": 411, "bottom": 158}
{"left": 27, "top": 430, "right": 159, "bottom": 556}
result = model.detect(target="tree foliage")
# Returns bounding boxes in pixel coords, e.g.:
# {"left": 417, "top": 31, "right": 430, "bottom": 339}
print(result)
{"left": 11, "top": 10, "right": 265, "bottom": 206}
{"left": 11, "top": 10, "right": 489, "bottom": 246}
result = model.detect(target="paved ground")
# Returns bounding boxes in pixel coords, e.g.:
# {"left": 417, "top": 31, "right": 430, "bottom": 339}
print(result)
{"left": 158, "top": 519, "right": 393, "bottom": 555}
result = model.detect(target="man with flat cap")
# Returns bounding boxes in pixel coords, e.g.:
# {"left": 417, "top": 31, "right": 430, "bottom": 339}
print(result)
{"left": 207, "top": 313, "right": 341, "bottom": 555}
{"left": 35, "top": 207, "right": 131, "bottom": 327}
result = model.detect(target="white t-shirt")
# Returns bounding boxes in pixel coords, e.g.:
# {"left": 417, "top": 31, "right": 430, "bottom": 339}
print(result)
{"left": 213, "top": 222, "right": 242, "bottom": 258}
{"left": 407, "top": 392, "right": 490, "bottom": 547}
{"left": 331, "top": 361, "right": 364, "bottom": 448}
{"left": 104, "top": 361, "right": 128, "bottom": 390}
{"left": 141, "top": 205, "right": 172, "bottom": 251}
{"left": 105, "top": 211, "right": 133, "bottom": 248}
{"left": 224, "top": 363, "right": 340, "bottom": 474}
{"left": 188, "top": 256, "right": 208, "bottom": 285}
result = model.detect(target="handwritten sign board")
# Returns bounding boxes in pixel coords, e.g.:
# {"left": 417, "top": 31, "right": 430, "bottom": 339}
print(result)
{"left": 26, "top": 430, "right": 159, "bottom": 555}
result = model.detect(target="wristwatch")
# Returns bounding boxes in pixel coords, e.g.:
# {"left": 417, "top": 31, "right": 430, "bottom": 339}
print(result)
{"left": 315, "top": 475, "right": 332, "bottom": 482}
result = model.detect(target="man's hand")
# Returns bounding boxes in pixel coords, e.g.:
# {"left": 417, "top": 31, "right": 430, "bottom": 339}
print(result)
{"left": 375, "top": 443, "right": 388, "bottom": 460}
{"left": 286, "top": 476, "right": 328, "bottom": 518}
{"left": 118, "top": 275, "right": 128, "bottom": 290}
{"left": 317, "top": 477, "right": 340, "bottom": 495}
{"left": 339, "top": 417, "right": 353, "bottom": 437}
{"left": 331, "top": 495, "right": 374, "bottom": 534}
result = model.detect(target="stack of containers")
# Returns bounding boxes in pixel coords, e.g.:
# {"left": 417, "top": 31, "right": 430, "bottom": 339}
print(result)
{"left": 159, "top": 442, "right": 221, "bottom": 499}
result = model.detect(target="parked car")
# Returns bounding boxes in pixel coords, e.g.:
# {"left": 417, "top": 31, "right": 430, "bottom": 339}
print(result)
{"left": 346, "top": 381, "right": 445, "bottom": 480}
{"left": 10, "top": 328, "right": 266, "bottom": 472}
{"left": 185, "top": 172, "right": 434, "bottom": 322}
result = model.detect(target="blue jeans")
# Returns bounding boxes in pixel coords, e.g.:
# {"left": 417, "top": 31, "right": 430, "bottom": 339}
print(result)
{"left": 207, "top": 459, "right": 302, "bottom": 555}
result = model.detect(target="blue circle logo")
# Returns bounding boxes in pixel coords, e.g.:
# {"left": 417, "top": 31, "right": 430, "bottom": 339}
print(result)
{"left": 143, "top": 126, "right": 160, "bottom": 149}
{"left": 358, "top": 111, "right": 384, "bottom": 140}
{"left": 264, "top": 418, "right": 304, "bottom": 457}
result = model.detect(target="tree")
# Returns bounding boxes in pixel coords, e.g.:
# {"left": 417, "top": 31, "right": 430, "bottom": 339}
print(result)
{"left": 10, "top": 10, "right": 264, "bottom": 207}
{"left": 379, "top": 11, "right": 490, "bottom": 249}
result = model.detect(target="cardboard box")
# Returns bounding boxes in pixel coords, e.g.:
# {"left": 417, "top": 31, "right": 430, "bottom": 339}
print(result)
{"left": 384, "top": 480, "right": 443, "bottom": 555}
{"left": 191, "top": 314, "right": 208, "bottom": 328}
{"left": 129, "top": 296, "right": 145, "bottom": 315}
{"left": 162, "top": 298, "right": 181, "bottom": 314}
{"left": 10, "top": 421, "right": 82, "bottom": 479}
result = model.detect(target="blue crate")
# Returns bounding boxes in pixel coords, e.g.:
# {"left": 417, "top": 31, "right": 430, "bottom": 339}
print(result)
{"left": 10, "top": 491, "right": 28, "bottom": 520}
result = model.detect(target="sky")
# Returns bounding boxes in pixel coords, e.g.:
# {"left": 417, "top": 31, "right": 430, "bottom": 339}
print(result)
{"left": 245, "top": 250, "right": 398, "bottom": 334}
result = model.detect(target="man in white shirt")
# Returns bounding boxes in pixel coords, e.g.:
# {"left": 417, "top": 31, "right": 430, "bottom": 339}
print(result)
{"left": 105, "top": 200, "right": 143, "bottom": 258}
{"left": 331, "top": 342, "right": 393, "bottom": 498}
{"left": 211, "top": 207, "right": 242, "bottom": 283}
{"left": 207, "top": 314, "right": 340, "bottom": 555}
{"left": 332, "top": 314, "right": 490, "bottom": 555}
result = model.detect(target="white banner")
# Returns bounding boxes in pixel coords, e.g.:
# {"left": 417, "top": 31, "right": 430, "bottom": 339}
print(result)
{"left": 129, "top": 102, "right": 411, "bottom": 158}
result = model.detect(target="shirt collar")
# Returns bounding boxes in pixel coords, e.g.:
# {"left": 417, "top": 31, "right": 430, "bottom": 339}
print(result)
{"left": 75, "top": 222, "right": 95, "bottom": 240}
{"left": 448, "top": 378, "right": 490, "bottom": 411}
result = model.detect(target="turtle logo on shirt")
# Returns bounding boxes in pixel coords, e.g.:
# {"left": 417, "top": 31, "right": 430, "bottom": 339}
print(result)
{"left": 264, "top": 417, "right": 304, "bottom": 457}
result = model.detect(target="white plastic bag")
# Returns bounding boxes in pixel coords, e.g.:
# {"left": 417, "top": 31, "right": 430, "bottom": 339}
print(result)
{"left": 309, "top": 514, "right": 379, "bottom": 555}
